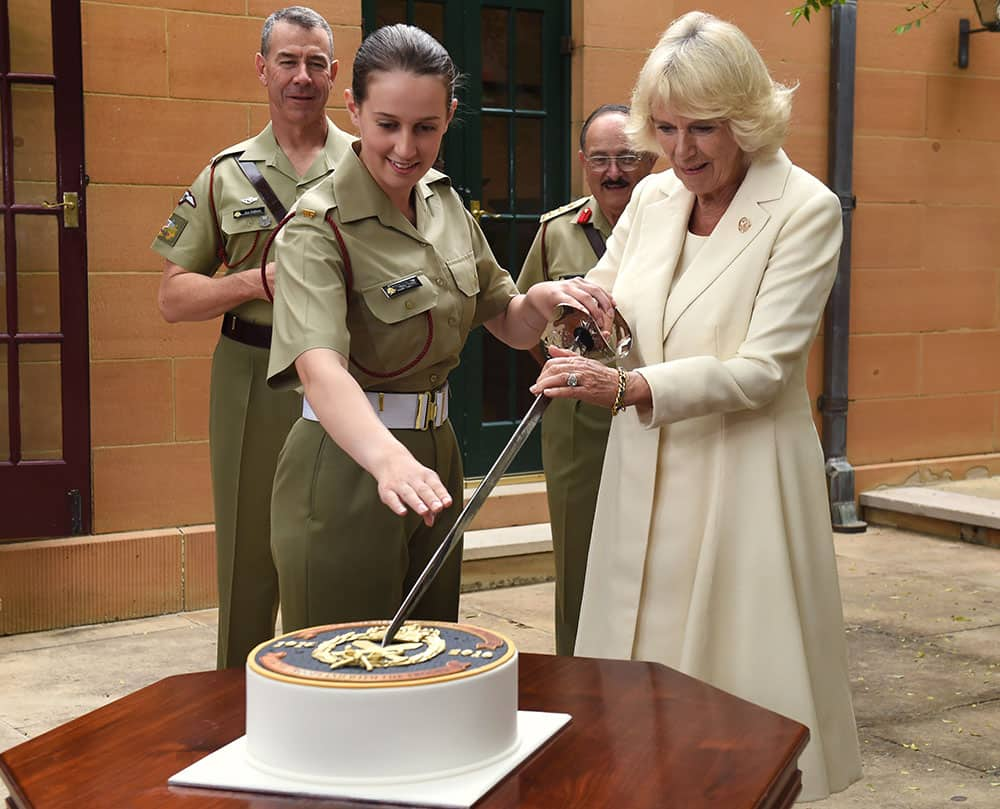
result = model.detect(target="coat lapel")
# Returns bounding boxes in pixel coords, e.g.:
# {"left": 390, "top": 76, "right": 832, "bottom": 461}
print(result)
{"left": 625, "top": 185, "right": 693, "bottom": 366}
{"left": 661, "top": 150, "right": 792, "bottom": 341}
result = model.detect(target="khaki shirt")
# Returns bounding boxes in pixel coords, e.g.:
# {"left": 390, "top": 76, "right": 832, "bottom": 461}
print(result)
{"left": 151, "top": 119, "right": 355, "bottom": 326}
{"left": 517, "top": 195, "right": 611, "bottom": 292}
{"left": 268, "top": 145, "right": 518, "bottom": 394}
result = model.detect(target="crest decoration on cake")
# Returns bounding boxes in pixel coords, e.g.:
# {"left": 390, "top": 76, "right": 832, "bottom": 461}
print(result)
{"left": 312, "top": 625, "right": 446, "bottom": 671}
{"left": 250, "top": 621, "right": 513, "bottom": 686}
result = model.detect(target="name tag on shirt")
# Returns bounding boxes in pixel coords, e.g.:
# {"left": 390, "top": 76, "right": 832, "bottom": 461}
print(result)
{"left": 233, "top": 206, "right": 266, "bottom": 219}
{"left": 382, "top": 275, "right": 423, "bottom": 299}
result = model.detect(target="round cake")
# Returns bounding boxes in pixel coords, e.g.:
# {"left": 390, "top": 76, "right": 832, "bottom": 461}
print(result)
{"left": 245, "top": 620, "right": 519, "bottom": 784}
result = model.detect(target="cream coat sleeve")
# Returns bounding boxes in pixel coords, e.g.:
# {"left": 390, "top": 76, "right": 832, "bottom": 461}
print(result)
{"left": 639, "top": 184, "right": 842, "bottom": 427}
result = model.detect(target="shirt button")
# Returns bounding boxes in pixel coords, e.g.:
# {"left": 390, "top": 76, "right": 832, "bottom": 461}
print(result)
{"left": 405, "top": 300, "right": 415, "bottom": 310}
{"left": 429, "top": 373, "right": 439, "bottom": 384}
{"left": 434, "top": 277, "right": 445, "bottom": 286}
{"left": 448, "top": 316, "right": 458, "bottom": 327}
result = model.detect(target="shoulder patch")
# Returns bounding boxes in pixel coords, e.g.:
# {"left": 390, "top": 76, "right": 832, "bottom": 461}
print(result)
{"left": 156, "top": 213, "right": 188, "bottom": 246}
{"left": 539, "top": 196, "right": 590, "bottom": 224}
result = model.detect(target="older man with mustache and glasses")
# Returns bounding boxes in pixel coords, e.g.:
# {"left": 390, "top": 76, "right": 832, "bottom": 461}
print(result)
{"left": 516, "top": 104, "right": 655, "bottom": 656}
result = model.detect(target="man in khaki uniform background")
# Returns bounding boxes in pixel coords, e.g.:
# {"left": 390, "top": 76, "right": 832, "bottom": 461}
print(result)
{"left": 152, "top": 6, "right": 354, "bottom": 669}
{"left": 517, "top": 104, "right": 655, "bottom": 655}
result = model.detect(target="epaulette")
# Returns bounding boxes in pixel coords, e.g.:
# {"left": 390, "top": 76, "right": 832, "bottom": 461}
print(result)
{"left": 424, "top": 167, "right": 451, "bottom": 185}
{"left": 209, "top": 137, "right": 255, "bottom": 166}
{"left": 292, "top": 182, "right": 338, "bottom": 220}
{"left": 539, "top": 196, "right": 589, "bottom": 224}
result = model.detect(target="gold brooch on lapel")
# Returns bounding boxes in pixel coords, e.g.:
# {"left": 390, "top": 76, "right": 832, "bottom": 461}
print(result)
{"left": 738, "top": 216, "right": 751, "bottom": 233}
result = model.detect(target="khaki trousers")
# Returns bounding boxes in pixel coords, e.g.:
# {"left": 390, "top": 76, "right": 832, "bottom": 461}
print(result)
{"left": 210, "top": 335, "right": 300, "bottom": 668}
{"left": 541, "top": 398, "right": 611, "bottom": 655}
{"left": 270, "top": 417, "right": 464, "bottom": 631}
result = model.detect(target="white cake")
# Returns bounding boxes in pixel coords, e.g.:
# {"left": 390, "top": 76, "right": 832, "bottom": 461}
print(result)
{"left": 245, "top": 621, "right": 519, "bottom": 784}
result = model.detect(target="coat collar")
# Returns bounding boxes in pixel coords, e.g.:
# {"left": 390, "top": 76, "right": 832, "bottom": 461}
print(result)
{"left": 333, "top": 143, "right": 437, "bottom": 240}
{"left": 591, "top": 198, "right": 613, "bottom": 239}
{"left": 239, "top": 118, "right": 349, "bottom": 185}
{"left": 632, "top": 150, "right": 792, "bottom": 359}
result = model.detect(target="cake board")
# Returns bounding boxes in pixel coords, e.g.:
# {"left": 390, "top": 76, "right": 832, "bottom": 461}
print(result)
{"left": 169, "top": 709, "right": 570, "bottom": 807}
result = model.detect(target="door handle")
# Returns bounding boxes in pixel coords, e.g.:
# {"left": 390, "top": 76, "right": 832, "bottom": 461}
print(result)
{"left": 469, "top": 199, "right": 499, "bottom": 224}
{"left": 42, "top": 192, "right": 79, "bottom": 228}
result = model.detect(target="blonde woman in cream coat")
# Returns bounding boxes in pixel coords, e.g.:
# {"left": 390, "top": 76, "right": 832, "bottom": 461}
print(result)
{"left": 531, "top": 12, "right": 862, "bottom": 802}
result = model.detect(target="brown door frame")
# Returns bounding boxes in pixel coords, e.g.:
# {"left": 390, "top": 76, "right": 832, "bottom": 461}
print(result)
{"left": 0, "top": 0, "right": 90, "bottom": 540}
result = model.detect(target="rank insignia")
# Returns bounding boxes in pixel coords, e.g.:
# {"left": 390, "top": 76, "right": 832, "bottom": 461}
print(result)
{"left": 382, "top": 275, "right": 422, "bottom": 299}
{"left": 156, "top": 213, "right": 188, "bottom": 246}
{"left": 575, "top": 207, "right": 593, "bottom": 225}
{"left": 301, "top": 209, "right": 318, "bottom": 218}
{"left": 179, "top": 189, "right": 196, "bottom": 208}
{"left": 233, "top": 206, "right": 266, "bottom": 220}
{"left": 240, "top": 196, "right": 259, "bottom": 205}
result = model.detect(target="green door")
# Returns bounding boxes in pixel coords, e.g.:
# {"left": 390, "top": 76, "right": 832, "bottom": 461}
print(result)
{"left": 362, "top": 0, "right": 570, "bottom": 477}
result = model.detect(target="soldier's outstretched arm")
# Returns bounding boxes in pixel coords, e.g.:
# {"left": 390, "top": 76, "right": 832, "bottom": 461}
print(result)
{"left": 486, "top": 278, "right": 615, "bottom": 350}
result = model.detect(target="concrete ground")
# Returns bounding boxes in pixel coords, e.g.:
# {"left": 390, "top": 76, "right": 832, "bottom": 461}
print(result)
{"left": 1, "top": 526, "right": 999, "bottom": 807}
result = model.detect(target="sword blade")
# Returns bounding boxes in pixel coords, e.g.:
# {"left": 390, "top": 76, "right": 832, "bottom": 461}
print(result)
{"left": 381, "top": 392, "right": 551, "bottom": 644}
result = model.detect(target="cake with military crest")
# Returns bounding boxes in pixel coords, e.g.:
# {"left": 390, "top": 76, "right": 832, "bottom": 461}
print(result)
{"left": 245, "top": 620, "right": 518, "bottom": 783}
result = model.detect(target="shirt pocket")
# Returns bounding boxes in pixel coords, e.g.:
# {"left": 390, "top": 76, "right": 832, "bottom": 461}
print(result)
{"left": 359, "top": 273, "right": 439, "bottom": 324}
{"left": 445, "top": 251, "right": 480, "bottom": 297}
{"left": 218, "top": 205, "right": 275, "bottom": 270}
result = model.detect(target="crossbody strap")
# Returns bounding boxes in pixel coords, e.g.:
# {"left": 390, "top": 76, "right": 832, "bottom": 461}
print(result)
{"left": 236, "top": 158, "right": 289, "bottom": 220}
{"left": 580, "top": 222, "right": 607, "bottom": 259}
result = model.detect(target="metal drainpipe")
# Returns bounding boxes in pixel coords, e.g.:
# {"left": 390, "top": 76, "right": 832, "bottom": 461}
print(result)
{"left": 822, "top": 0, "right": 867, "bottom": 533}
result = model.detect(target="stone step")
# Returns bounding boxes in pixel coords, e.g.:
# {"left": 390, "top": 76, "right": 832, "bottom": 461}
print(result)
{"left": 860, "top": 477, "right": 1000, "bottom": 549}
{"left": 464, "top": 478, "right": 549, "bottom": 531}
{"left": 460, "top": 522, "right": 554, "bottom": 594}
{"left": 464, "top": 522, "right": 553, "bottom": 560}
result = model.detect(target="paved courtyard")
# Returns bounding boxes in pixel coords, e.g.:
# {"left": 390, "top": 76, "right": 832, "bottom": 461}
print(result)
{"left": 1, "top": 526, "right": 998, "bottom": 806}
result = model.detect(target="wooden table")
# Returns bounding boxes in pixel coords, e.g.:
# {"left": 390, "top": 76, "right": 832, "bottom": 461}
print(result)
{"left": 1, "top": 653, "right": 808, "bottom": 808}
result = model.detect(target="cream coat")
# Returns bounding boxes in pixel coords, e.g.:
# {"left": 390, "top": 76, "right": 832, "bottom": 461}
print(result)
{"left": 576, "top": 150, "right": 861, "bottom": 801}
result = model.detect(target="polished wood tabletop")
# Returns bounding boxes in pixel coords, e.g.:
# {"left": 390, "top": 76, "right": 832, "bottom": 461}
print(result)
{"left": 1, "top": 653, "right": 807, "bottom": 808}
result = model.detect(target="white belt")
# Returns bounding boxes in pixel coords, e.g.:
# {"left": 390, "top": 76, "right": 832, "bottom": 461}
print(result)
{"left": 302, "top": 384, "right": 449, "bottom": 431}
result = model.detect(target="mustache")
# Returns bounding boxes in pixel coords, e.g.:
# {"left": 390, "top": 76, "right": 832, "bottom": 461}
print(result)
{"left": 601, "top": 178, "right": 630, "bottom": 189}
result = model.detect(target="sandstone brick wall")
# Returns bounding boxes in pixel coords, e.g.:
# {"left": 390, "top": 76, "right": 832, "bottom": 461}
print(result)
{"left": 80, "top": 1, "right": 361, "bottom": 533}
{"left": 9, "top": 0, "right": 997, "bottom": 538}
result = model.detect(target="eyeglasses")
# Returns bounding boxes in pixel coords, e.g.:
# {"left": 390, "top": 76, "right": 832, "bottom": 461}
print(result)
{"left": 584, "top": 153, "right": 647, "bottom": 171}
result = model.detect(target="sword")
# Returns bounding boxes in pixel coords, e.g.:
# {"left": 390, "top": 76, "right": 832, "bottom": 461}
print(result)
{"left": 382, "top": 304, "right": 632, "bottom": 645}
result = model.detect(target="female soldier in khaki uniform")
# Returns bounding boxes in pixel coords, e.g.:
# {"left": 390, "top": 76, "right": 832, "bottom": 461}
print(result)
{"left": 267, "top": 24, "right": 613, "bottom": 630}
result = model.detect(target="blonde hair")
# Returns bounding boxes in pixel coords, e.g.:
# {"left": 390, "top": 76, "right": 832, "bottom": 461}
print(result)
{"left": 627, "top": 11, "right": 794, "bottom": 158}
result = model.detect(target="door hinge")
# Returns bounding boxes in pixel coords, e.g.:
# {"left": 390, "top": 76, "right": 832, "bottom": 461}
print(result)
{"left": 560, "top": 35, "right": 574, "bottom": 56}
{"left": 68, "top": 489, "right": 83, "bottom": 535}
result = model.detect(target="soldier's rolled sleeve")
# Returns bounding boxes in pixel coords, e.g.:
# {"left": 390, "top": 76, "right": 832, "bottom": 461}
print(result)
{"left": 267, "top": 210, "right": 350, "bottom": 391}
{"left": 466, "top": 208, "right": 517, "bottom": 328}
{"left": 150, "top": 165, "right": 222, "bottom": 275}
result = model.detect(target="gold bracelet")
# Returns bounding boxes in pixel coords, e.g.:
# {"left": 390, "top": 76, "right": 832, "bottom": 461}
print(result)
{"left": 611, "top": 367, "right": 628, "bottom": 415}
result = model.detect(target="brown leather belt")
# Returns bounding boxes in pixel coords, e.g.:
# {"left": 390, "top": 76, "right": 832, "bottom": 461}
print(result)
{"left": 221, "top": 312, "right": 272, "bottom": 349}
